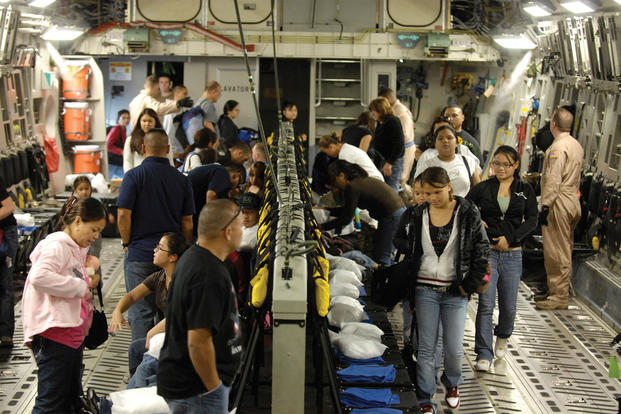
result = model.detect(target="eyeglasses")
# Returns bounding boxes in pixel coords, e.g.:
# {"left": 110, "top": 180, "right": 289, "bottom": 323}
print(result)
{"left": 492, "top": 161, "right": 516, "bottom": 168}
{"left": 444, "top": 112, "right": 462, "bottom": 119}
{"left": 154, "top": 244, "right": 172, "bottom": 253}
{"left": 221, "top": 205, "right": 242, "bottom": 230}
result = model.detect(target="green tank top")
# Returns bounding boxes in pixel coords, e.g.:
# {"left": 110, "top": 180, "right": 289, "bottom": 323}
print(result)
{"left": 497, "top": 196, "right": 510, "bottom": 215}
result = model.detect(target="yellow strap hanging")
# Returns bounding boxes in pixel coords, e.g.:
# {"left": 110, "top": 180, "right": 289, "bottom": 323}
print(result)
{"left": 250, "top": 264, "right": 270, "bottom": 308}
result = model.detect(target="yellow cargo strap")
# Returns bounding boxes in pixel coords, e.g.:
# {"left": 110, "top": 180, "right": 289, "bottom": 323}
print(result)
{"left": 313, "top": 255, "right": 330, "bottom": 316}
{"left": 250, "top": 263, "right": 270, "bottom": 308}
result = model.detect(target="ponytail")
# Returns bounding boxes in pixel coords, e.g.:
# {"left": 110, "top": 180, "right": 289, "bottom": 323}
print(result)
{"left": 57, "top": 197, "right": 106, "bottom": 230}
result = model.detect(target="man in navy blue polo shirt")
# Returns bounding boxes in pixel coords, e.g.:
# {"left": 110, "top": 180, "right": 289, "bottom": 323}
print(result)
{"left": 117, "top": 128, "right": 194, "bottom": 342}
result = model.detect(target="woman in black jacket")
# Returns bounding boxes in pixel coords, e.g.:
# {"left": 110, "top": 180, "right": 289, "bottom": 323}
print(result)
{"left": 217, "top": 100, "right": 240, "bottom": 149}
{"left": 466, "top": 145, "right": 538, "bottom": 372}
{"left": 394, "top": 166, "right": 490, "bottom": 414}
{"left": 369, "top": 98, "right": 404, "bottom": 193}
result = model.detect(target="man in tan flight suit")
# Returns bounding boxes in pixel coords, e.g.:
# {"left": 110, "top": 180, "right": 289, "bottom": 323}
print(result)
{"left": 536, "top": 108, "right": 584, "bottom": 310}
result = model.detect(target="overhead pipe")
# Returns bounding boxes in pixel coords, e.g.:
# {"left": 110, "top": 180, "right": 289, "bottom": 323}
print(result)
{"left": 87, "top": 21, "right": 254, "bottom": 52}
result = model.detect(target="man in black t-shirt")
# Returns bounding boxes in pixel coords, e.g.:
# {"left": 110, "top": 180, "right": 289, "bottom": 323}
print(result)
{"left": 0, "top": 177, "right": 17, "bottom": 347}
{"left": 443, "top": 105, "right": 482, "bottom": 163}
{"left": 158, "top": 199, "right": 243, "bottom": 413}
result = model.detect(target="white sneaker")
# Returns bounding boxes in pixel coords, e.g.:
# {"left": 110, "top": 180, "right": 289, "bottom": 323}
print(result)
{"left": 475, "top": 359, "right": 491, "bottom": 372}
{"left": 495, "top": 337, "right": 508, "bottom": 359}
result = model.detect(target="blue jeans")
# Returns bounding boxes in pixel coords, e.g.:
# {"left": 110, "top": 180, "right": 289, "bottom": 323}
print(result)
{"left": 415, "top": 286, "right": 468, "bottom": 410}
{"left": 32, "top": 336, "right": 83, "bottom": 414}
{"left": 403, "top": 299, "right": 412, "bottom": 345}
{"left": 384, "top": 156, "right": 404, "bottom": 193}
{"left": 166, "top": 383, "right": 231, "bottom": 414}
{"left": 128, "top": 337, "right": 147, "bottom": 373}
{"left": 374, "top": 206, "right": 406, "bottom": 266}
{"left": 0, "top": 225, "right": 17, "bottom": 337}
{"left": 342, "top": 250, "right": 377, "bottom": 269}
{"left": 475, "top": 249, "right": 522, "bottom": 361}
{"left": 127, "top": 354, "right": 158, "bottom": 389}
{"left": 108, "top": 163, "right": 124, "bottom": 179}
{"left": 124, "top": 254, "right": 159, "bottom": 341}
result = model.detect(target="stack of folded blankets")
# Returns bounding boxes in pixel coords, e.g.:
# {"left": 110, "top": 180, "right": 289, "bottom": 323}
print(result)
{"left": 326, "top": 255, "right": 402, "bottom": 413}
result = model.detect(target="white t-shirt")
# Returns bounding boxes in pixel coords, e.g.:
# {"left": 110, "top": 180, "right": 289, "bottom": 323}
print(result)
{"left": 182, "top": 152, "right": 204, "bottom": 173}
{"left": 418, "top": 145, "right": 481, "bottom": 174}
{"left": 123, "top": 134, "right": 174, "bottom": 172}
{"left": 338, "top": 143, "right": 384, "bottom": 182}
{"left": 240, "top": 223, "right": 258, "bottom": 251}
{"left": 414, "top": 154, "right": 477, "bottom": 197}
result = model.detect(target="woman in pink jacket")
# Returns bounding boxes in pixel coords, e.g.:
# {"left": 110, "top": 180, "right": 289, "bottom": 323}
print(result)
{"left": 22, "top": 197, "right": 106, "bottom": 413}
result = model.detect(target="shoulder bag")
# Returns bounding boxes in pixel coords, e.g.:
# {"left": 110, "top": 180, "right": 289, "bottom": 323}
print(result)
{"left": 84, "top": 283, "right": 109, "bottom": 350}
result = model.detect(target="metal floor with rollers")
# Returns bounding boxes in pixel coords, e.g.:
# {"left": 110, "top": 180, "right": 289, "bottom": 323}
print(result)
{"left": 1, "top": 239, "right": 620, "bottom": 413}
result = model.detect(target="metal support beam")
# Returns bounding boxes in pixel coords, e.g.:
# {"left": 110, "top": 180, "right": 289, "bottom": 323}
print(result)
{"left": 271, "top": 121, "right": 308, "bottom": 413}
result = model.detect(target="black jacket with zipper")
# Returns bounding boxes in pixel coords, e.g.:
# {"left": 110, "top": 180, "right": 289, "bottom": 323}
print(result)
{"left": 393, "top": 196, "right": 491, "bottom": 302}
{"left": 466, "top": 176, "right": 538, "bottom": 248}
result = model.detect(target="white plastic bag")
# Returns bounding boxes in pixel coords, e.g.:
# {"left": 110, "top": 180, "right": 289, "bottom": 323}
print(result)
{"left": 91, "top": 173, "right": 108, "bottom": 194}
{"left": 327, "top": 295, "right": 366, "bottom": 328}
{"left": 326, "top": 254, "right": 363, "bottom": 279}
{"left": 144, "top": 333, "right": 165, "bottom": 360}
{"left": 329, "top": 268, "right": 363, "bottom": 285}
{"left": 312, "top": 208, "right": 331, "bottom": 224}
{"left": 14, "top": 213, "right": 35, "bottom": 227}
{"left": 340, "top": 322, "right": 384, "bottom": 341}
{"left": 333, "top": 335, "right": 387, "bottom": 360}
{"left": 110, "top": 386, "right": 169, "bottom": 414}
{"left": 330, "top": 295, "right": 365, "bottom": 310}
{"left": 330, "top": 282, "right": 360, "bottom": 299}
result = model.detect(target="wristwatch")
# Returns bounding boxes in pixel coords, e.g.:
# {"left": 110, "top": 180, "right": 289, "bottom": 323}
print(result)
{"left": 122, "top": 242, "right": 130, "bottom": 248}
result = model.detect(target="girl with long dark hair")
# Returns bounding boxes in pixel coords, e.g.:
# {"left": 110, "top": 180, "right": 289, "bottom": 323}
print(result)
{"left": 467, "top": 145, "right": 537, "bottom": 372}
{"left": 123, "top": 108, "right": 163, "bottom": 172}
{"left": 218, "top": 100, "right": 241, "bottom": 149}
{"left": 395, "top": 166, "right": 490, "bottom": 414}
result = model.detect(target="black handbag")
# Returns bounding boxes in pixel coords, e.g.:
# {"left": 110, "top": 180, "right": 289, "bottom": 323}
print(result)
{"left": 371, "top": 254, "right": 411, "bottom": 309}
{"left": 84, "top": 284, "right": 109, "bottom": 350}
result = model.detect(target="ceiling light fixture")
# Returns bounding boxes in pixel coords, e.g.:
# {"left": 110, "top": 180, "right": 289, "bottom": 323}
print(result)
{"left": 493, "top": 34, "right": 538, "bottom": 50}
{"left": 41, "top": 26, "right": 85, "bottom": 41}
{"left": 18, "top": 28, "right": 43, "bottom": 34}
{"left": 560, "top": 0, "right": 598, "bottom": 13}
{"left": 523, "top": 3, "right": 552, "bottom": 16}
{"left": 22, "top": 13, "right": 46, "bottom": 19}
{"left": 21, "top": 19, "right": 50, "bottom": 26}
{"left": 29, "top": 0, "right": 56, "bottom": 7}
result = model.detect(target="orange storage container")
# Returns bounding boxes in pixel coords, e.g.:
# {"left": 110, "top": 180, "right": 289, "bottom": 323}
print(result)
{"left": 62, "top": 60, "right": 91, "bottom": 99}
{"left": 73, "top": 145, "right": 101, "bottom": 174}
{"left": 63, "top": 102, "right": 90, "bottom": 141}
